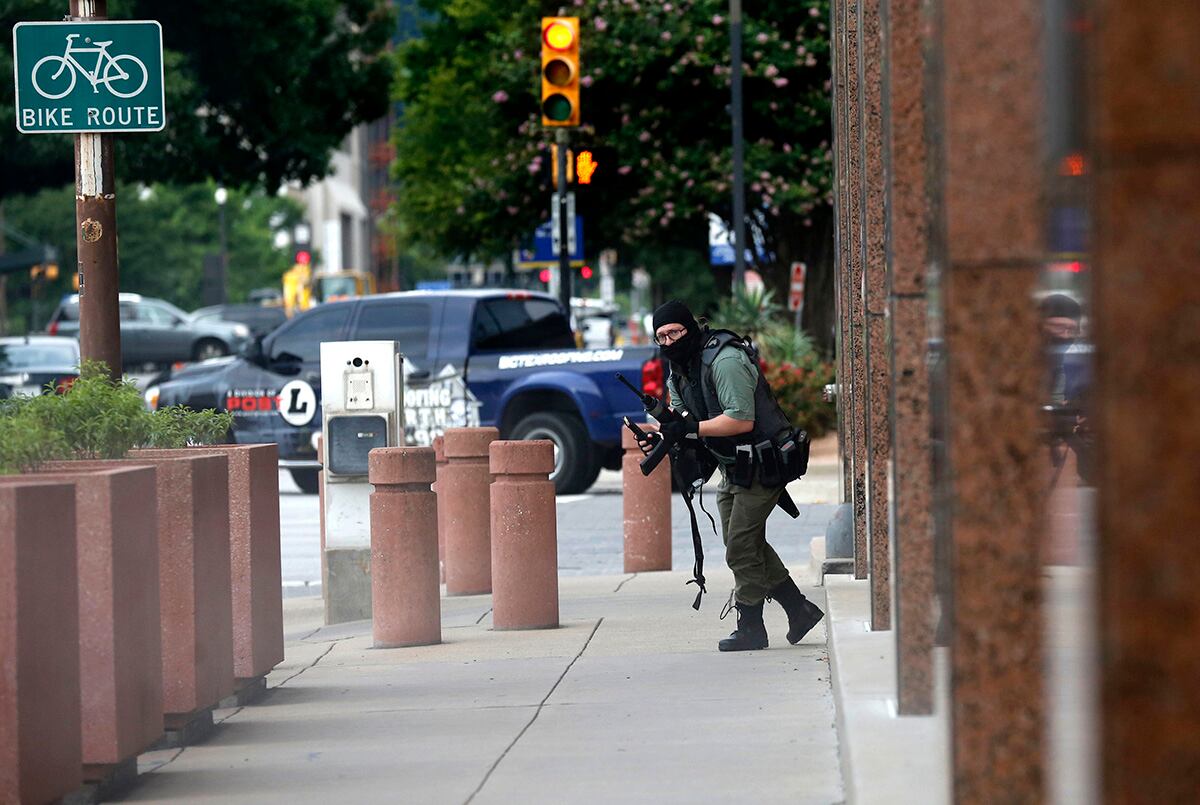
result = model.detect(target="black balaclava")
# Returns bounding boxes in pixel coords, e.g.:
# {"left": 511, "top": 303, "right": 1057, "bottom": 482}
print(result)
{"left": 1039, "top": 293, "right": 1082, "bottom": 346}
{"left": 652, "top": 300, "right": 704, "bottom": 365}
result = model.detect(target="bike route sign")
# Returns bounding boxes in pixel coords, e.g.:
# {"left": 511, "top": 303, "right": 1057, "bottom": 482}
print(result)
{"left": 12, "top": 21, "right": 165, "bottom": 134}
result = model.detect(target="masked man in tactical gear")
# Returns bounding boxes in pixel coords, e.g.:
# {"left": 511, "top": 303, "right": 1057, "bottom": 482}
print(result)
{"left": 646, "top": 299, "right": 824, "bottom": 652}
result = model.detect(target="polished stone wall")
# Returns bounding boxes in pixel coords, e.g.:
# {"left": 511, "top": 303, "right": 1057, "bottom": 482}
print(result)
{"left": 858, "top": 0, "right": 891, "bottom": 631}
{"left": 935, "top": 0, "right": 1048, "bottom": 798}
{"left": 881, "top": 0, "right": 936, "bottom": 715}
{"left": 1091, "top": 0, "right": 1200, "bottom": 799}
{"left": 844, "top": 0, "right": 869, "bottom": 580}
{"left": 831, "top": 0, "right": 851, "bottom": 507}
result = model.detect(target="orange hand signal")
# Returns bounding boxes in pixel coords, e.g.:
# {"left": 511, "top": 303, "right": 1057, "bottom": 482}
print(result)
{"left": 576, "top": 150, "right": 598, "bottom": 184}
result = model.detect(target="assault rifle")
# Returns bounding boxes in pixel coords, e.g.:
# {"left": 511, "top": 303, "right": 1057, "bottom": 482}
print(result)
{"left": 615, "top": 371, "right": 800, "bottom": 519}
{"left": 615, "top": 372, "right": 686, "bottom": 475}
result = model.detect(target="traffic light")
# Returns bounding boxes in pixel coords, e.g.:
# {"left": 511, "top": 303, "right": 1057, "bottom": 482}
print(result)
{"left": 541, "top": 17, "right": 580, "bottom": 127}
{"left": 30, "top": 263, "right": 59, "bottom": 281}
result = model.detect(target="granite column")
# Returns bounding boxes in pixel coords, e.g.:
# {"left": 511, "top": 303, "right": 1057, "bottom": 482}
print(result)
{"left": 1091, "top": 0, "right": 1200, "bottom": 799}
{"left": 882, "top": 0, "right": 936, "bottom": 714}
{"left": 844, "top": 0, "right": 868, "bottom": 579}
{"left": 859, "top": 0, "right": 891, "bottom": 629}
{"left": 830, "top": 0, "right": 850, "bottom": 505}
{"left": 934, "top": 0, "right": 1047, "bottom": 797}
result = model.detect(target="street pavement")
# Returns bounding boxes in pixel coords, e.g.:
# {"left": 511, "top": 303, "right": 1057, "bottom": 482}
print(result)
{"left": 123, "top": 569, "right": 843, "bottom": 804}
{"left": 113, "top": 438, "right": 845, "bottom": 802}
{"left": 279, "top": 463, "right": 839, "bottom": 595}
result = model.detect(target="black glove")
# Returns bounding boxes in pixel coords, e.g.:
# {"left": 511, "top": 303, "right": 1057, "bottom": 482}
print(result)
{"left": 657, "top": 416, "right": 698, "bottom": 448}
{"left": 634, "top": 429, "right": 659, "bottom": 456}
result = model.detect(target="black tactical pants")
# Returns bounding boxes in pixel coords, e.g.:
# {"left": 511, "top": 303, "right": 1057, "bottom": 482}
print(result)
{"left": 716, "top": 471, "right": 791, "bottom": 606}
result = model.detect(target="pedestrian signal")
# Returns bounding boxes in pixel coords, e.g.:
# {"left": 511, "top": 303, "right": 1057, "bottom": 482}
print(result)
{"left": 576, "top": 150, "right": 598, "bottom": 184}
{"left": 541, "top": 17, "right": 580, "bottom": 127}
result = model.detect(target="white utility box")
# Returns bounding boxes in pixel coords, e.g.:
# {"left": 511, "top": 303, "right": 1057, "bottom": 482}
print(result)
{"left": 319, "top": 340, "right": 404, "bottom": 624}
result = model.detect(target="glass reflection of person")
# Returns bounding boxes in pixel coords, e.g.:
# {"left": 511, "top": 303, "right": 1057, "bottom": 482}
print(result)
{"left": 1040, "top": 294, "right": 1092, "bottom": 483}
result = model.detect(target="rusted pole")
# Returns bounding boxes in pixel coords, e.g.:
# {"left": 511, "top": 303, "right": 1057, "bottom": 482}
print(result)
{"left": 71, "top": 0, "right": 122, "bottom": 379}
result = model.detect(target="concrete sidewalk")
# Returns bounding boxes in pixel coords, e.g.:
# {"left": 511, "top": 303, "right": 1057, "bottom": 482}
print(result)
{"left": 119, "top": 569, "right": 843, "bottom": 804}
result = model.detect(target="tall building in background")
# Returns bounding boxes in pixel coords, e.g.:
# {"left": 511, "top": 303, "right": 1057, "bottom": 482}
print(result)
{"left": 294, "top": 129, "right": 371, "bottom": 276}
{"left": 292, "top": 1, "right": 412, "bottom": 290}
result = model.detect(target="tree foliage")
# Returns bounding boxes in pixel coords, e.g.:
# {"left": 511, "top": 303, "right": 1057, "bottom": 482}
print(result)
{"left": 0, "top": 0, "right": 396, "bottom": 195}
{"left": 3, "top": 181, "right": 303, "bottom": 329}
{"left": 392, "top": 0, "right": 835, "bottom": 342}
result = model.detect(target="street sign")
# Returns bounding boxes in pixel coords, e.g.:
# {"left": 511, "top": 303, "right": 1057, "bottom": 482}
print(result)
{"left": 516, "top": 218, "right": 585, "bottom": 269}
{"left": 788, "top": 261, "right": 807, "bottom": 312}
{"left": 13, "top": 20, "right": 165, "bottom": 134}
{"left": 566, "top": 192, "right": 577, "bottom": 253}
{"left": 550, "top": 192, "right": 578, "bottom": 255}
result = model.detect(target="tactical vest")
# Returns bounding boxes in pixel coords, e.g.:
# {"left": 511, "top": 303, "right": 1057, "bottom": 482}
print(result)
{"left": 672, "top": 329, "right": 795, "bottom": 463}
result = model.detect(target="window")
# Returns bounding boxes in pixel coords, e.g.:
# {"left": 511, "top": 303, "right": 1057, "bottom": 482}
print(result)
{"left": 139, "top": 304, "right": 180, "bottom": 325}
{"left": 352, "top": 301, "right": 432, "bottom": 362}
{"left": 0, "top": 343, "right": 78, "bottom": 370}
{"left": 340, "top": 212, "right": 354, "bottom": 270}
{"left": 268, "top": 304, "right": 352, "bottom": 364}
{"left": 472, "top": 298, "right": 575, "bottom": 352}
{"left": 118, "top": 302, "right": 139, "bottom": 322}
{"left": 55, "top": 302, "right": 80, "bottom": 322}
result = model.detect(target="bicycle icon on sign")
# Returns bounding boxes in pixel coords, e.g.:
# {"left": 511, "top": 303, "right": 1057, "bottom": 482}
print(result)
{"left": 31, "top": 33, "right": 149, "bottom": 100}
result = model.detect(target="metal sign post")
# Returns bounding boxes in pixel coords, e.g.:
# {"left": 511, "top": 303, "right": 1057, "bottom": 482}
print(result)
{"left": 12, "top": 4, "right": 165, "bottom": 376}
{"left": 555, "top": 129, "right": 572, "bottom": 311}
{"left": 729, "top": 0, "right": 746, "bottom": 291}
{"left": 789, "top": 261, "right": 807, "bottom": 327}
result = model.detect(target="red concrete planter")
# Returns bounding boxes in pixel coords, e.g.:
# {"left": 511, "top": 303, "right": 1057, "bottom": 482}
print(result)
{"left": 0, "top": 480, "right": 82, "bottom": 804}
{"left": 135, "top": 445, "right": 284, "bottom": 684}
{"left": 52, "top": 454, "right": 235, "bottom": 722}
{"left": 1, "top": 466, "right": 163, "bottom": 772}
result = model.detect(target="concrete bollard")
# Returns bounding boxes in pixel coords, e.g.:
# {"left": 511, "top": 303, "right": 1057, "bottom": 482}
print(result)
{"left": 490, "top": 440, "right": 559, "bottom": 630}
{"left": 0, "top": 481, "right": 82, "bottom": 804}
{"left": 622, "top": 426, "right": 673, "bottom": 572}
{"left": 441, "top": 427, "right": 500, "bottom": 596}
{"left": 433, "top": 435, "right": 447, "bottom": 583}
{"left": 369, "top": 447, "right": 441, "bottom": 648}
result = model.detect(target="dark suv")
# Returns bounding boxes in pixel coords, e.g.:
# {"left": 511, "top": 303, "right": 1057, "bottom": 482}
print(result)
{"left": 48, "top": 293, "right": 251, "bottom": 369}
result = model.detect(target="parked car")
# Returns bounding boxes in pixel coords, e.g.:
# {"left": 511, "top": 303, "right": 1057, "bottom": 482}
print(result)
{"left": 0, "top": 335, "right": 80, "bottom": 398}
{"left": 47, "top": 293, "right": 252, "bottom": 369}
{"left": 191, "top": 304, "right": 288, "bottom": 340}
{"left": 148, "top": 290, "right": 662, "bottom": 494}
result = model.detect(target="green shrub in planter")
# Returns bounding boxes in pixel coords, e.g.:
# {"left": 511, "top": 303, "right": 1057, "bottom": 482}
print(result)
{"left": 147, "top": 405, "right": 235, "bottom": 448}
{"left": 0, "top": 402, "right": 70, "bottom": 474}
{"left": 0, "top": 361, "right": 236, "bottom": 469}
{"left": 31, "top": 360, "right": 153, "bottom": 459}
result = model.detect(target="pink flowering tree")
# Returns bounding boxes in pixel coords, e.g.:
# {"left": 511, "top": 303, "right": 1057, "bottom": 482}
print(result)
{"left": 393, "top": 0, "right": 835, "bottom": 346}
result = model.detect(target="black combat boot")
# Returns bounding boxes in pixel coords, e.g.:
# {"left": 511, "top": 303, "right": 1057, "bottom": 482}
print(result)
{"left": 769, "top": 576, "right": 825, "bottom": 644}
{"left": 718, "top": 601, "right": 769, "bottom": 652}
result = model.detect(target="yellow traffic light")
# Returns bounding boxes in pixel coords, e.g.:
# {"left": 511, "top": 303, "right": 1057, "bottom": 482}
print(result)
{"left": 541, "top": 17, "right": 580, "bottom": 127}
{"left": 30, "top": 263, "right": 60, "bottom": 280}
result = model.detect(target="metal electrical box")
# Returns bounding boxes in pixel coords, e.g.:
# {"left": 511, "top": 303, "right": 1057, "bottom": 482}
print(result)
{"left": 319, "top": 340, "right": 404, "bottom": 625}
{"left": 320, "top": 341, "right": 404, "bottom": 478}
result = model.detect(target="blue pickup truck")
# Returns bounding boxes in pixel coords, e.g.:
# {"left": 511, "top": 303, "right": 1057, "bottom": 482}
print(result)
{"left": 146, "top": 290, "right": 662, "bottom": 494}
